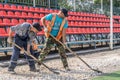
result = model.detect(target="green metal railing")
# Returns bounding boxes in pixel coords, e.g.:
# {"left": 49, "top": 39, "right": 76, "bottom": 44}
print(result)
{"left": 0, "top": 0, "right": 59, "bottom": 9}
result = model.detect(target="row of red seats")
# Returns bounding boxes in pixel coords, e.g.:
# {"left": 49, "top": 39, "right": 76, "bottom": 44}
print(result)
{"left": 0, "top": 28, "right": 44, "bottom": 37}
{"left": 0, "top": 3, "right": 108, "bottom": 18}
{"left": 113, "top": 16, "right": 120, "bottom": 19}
{"left": 0, "top": 17, "right": 120, "bottom": 28}
{"left": 66, "top": 28, "right": 120, "bottom": 34}
{"left": 0, "top": 10, "right": 110, "bottom": 24}
{"left": 0, "top": 18, "right": 41, "bottom": 26}
{"left": 68, "top": 11, "right": 107, "bottom": 18}
{"left": 67, "top": 16, "right": 110, "bottom": 22}
{"left": 68, "top": 21, "right": 120, "bottom": 27}
{"left": 0, "top": 10, "right": 45, "bottom": 19}
{"left": 0, "top": 4, "right": 58, "bottom": 13}
{"left": 1, "top": 27, "right": 120, "bottom": 37}
{"left": 1, "top": 3, "right": 120, "bottom": 21}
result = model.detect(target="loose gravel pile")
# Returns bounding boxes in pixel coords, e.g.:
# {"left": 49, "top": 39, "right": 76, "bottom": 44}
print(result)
{"left": 1, "top": 49, "right": 120, "bottom": 80}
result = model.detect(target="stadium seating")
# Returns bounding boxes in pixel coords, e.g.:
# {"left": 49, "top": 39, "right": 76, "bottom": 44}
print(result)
{"left": 0, "top": 3, "right": 120, "bottom": 42}
{"left": 0, "top": 3, "right": 120, "bottom": 54}
{"left": 0, "top": 28, "right": 8, "bottom": 37}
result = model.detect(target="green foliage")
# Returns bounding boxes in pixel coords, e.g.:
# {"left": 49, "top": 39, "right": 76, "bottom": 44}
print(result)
{"left": 94, "top": 0, "right": 120, "bottom": 7}
{"left": 58, "top": 0, "right": 73, "bottom": 10}
{"left": 92, "top": 71, "right": 120, "bottom": 80}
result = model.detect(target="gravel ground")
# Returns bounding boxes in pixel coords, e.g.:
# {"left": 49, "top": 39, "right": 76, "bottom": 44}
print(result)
{"left": 1, "top": 49, "right": 120, "bottom": 80}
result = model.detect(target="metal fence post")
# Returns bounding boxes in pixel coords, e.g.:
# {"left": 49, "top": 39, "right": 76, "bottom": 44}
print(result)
{"left": 33, "top": 0, "right": 36, "bottom": 7}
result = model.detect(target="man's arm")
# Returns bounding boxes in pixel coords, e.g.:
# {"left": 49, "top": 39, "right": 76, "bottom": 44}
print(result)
{"left": 27, "top": 44, "right": 31, "bottom": 53}
{"left": 62, "top": 19, "right": 68, "bottom": 44}
{"left": 41, "top": 14, "right": 52, "bottom": 28}
{"left": 8, "top": 29, "right": 13, "bottom": 38}
{"left": 7, "top": 26, "right": 16, "bottom": 43}
{"left": 41, "top": 16, "right": 47, "bottom": 28}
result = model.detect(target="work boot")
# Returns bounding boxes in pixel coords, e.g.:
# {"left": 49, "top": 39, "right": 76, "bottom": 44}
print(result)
{"left": 8, "top": 69, "right": 16, "bottom": 74}
{"left": 30, "top": 68, "right": 40, "bottom": 72}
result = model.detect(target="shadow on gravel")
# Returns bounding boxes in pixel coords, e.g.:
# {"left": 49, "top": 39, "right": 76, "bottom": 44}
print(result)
{"left": 53, "top": 68, "right": 100, "bottom": 75}
{"left": 14, "top": 72, "right": 41, "bottom": 77}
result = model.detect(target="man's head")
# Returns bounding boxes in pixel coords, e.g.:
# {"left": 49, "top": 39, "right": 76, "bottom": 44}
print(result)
{"left": 31, "top": 22, "right": 42, "bottom": 33}
{"left": 58, "top": 8, "right": 68, "bottom": 18}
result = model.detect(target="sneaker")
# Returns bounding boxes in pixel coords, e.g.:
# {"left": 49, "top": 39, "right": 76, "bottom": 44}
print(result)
{"left": 65, "top": 67, "right": 70, "bottom": 71}
{"left": 8, "top": 69, "right": 16, "bottom": 74}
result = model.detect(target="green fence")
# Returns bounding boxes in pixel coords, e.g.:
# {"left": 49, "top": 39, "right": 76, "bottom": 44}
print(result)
{"left": 0, "top": 0, "right": 59, "bottom": 9}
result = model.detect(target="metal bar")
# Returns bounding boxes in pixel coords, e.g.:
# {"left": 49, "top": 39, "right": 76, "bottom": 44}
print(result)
{"left": 110, "top": 0, "right": 113, "bottom": 49}
{"left": 33, "top": 0, "right": 36, "bottom": 7}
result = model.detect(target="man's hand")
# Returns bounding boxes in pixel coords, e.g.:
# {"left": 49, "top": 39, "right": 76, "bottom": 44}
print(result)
{"left": 44, "top": 27, "right": 48, "bottom": 33}
{"left": 7, "top": 37, "right": 12, "bottom": 44}
{"left": 20, "top": 48, "right": 25, "bottom": 53}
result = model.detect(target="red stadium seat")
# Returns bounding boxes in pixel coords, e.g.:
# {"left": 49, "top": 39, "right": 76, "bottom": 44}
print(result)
{"left": 40, "top": 13, "right": 45, "bottom": 18}
{"left": 35, "top": 7, "right": 40, "bottom": 12}
{"left": 0, "top": 18, "right": 2, "bottom": 23}
{"left": 15, "top": 11, "right": 21, "bottom": 17}
{"left": 40, "top": 8, "right": 45, "bottom": 12}
{"left": 21, "top": 12, "right": 27, "bottom": 18}
{"left": 0, "top": 3, "right": 3, "bottom": 8}
{"left": 26, "top": 19, "right": 32, "bottom": 24}
{"left": 45, "top": 8, "right": 49, "bottom": 13}
{"left": 29, "top": 7, "right": 35, "bottom": 11}
{"left": 3, "top": 18, "right": 11, "bottom": 26}
{"left": 49, "top": 9, "right": 54, "bottom": 13}
{"left": 0, "top": 18, "right": 3, "bottom": 26}
{"left": 0, "top": 28, "right": 8, "bottom": 37}
{"left": 70, "top": 21, "right": 75, "bottom": 26}
{"left": 7, "top": 11, "right": 14, "bottom": 17}
{"left": 11, "top": 5, "right": 17, "bottom": 10}
{"left": 54, "top": 9, "right": 58, "bottom": 13}
{"left": 17, "top": 5, "right": 23, "bottom": 10}
{"left": 23, "top": 6, "right": 29, "bottom": 11}
{"left": 68, "top": 16, "right": 72, "bottom": 20}
{"left": 34, "top": 13, "right": 39, "bottom": 18}
{"left": 28, "top": 12, "right": 33, "bottom": 18}
{"left": 66, "top": 28, "right": 73, "bottom": 34}
{"left": 11, "top": 19, "right": 19, "bottom": 25}
{"left": 19, "top": 19, "right": 25, "bottom": 23}
{"left": 68, "top": 21, "right": 71, "bottom": 26}
{"left": 75, "top": 21, "right": 79, "bottom": 26}
{"left": 33, "top": 19, "right": 39, "bottom": 23}
{"left": 4, "top": 4, "right": 10, "bottom": 9}
{"left": 0, "top": 10, "right": 7, "bottom": 16}
{"left": 73, "top": 28, "right": 79, "bottom": 34}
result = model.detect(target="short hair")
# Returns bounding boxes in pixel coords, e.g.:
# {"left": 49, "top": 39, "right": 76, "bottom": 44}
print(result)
{"left": 32, "top": 22, "right": 42, "bottom": 31}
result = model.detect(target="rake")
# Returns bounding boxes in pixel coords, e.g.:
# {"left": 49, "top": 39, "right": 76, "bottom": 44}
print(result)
{"left": 49, "top": 34, "right": 102, "bottom": 73}
{"left": 11, "top": 42, "right": 60, "bottom": 74}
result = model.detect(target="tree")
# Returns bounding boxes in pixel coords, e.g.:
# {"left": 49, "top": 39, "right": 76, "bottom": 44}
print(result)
{"left": 58, "top": 0, "right": 73, "bottom": 10}
{"left": 94, "top": 0, "right": 120, "bottom": 7}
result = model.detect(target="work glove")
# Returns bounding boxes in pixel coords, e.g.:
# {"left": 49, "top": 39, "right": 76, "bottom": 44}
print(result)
{"left": 7, "top": 37, "right": 12, "bottom": 44}
{"left": 44, "top": 27, "right": 48, "bottom": 33}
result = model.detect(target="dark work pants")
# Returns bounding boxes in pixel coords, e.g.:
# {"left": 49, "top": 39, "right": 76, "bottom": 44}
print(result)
{"left": 8, "top": 35, "right": 36, "bottom": 70}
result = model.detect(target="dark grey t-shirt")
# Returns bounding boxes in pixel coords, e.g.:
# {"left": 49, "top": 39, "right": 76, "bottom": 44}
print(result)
{"left": 10, "top": 22, "right": 36, "bottom": 44}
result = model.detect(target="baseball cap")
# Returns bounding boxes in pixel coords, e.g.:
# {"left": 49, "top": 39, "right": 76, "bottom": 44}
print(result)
{"left": 61, "top": 8, "right": 68, "bottom": 17}
{"left": 32, "top": 22, "right": 42, "bottom": 31}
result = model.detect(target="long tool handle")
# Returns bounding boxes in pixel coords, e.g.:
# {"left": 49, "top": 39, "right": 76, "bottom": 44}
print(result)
{"left": 49, "top": 34, "right": 102, "bottom": 73}
{"left": 12, "top": 42, "right": 59, "bottom": 74}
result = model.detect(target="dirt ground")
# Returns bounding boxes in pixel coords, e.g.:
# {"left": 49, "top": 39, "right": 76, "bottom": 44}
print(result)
{"left": 0, "top": 49, "right": 120, "bottom": 80}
